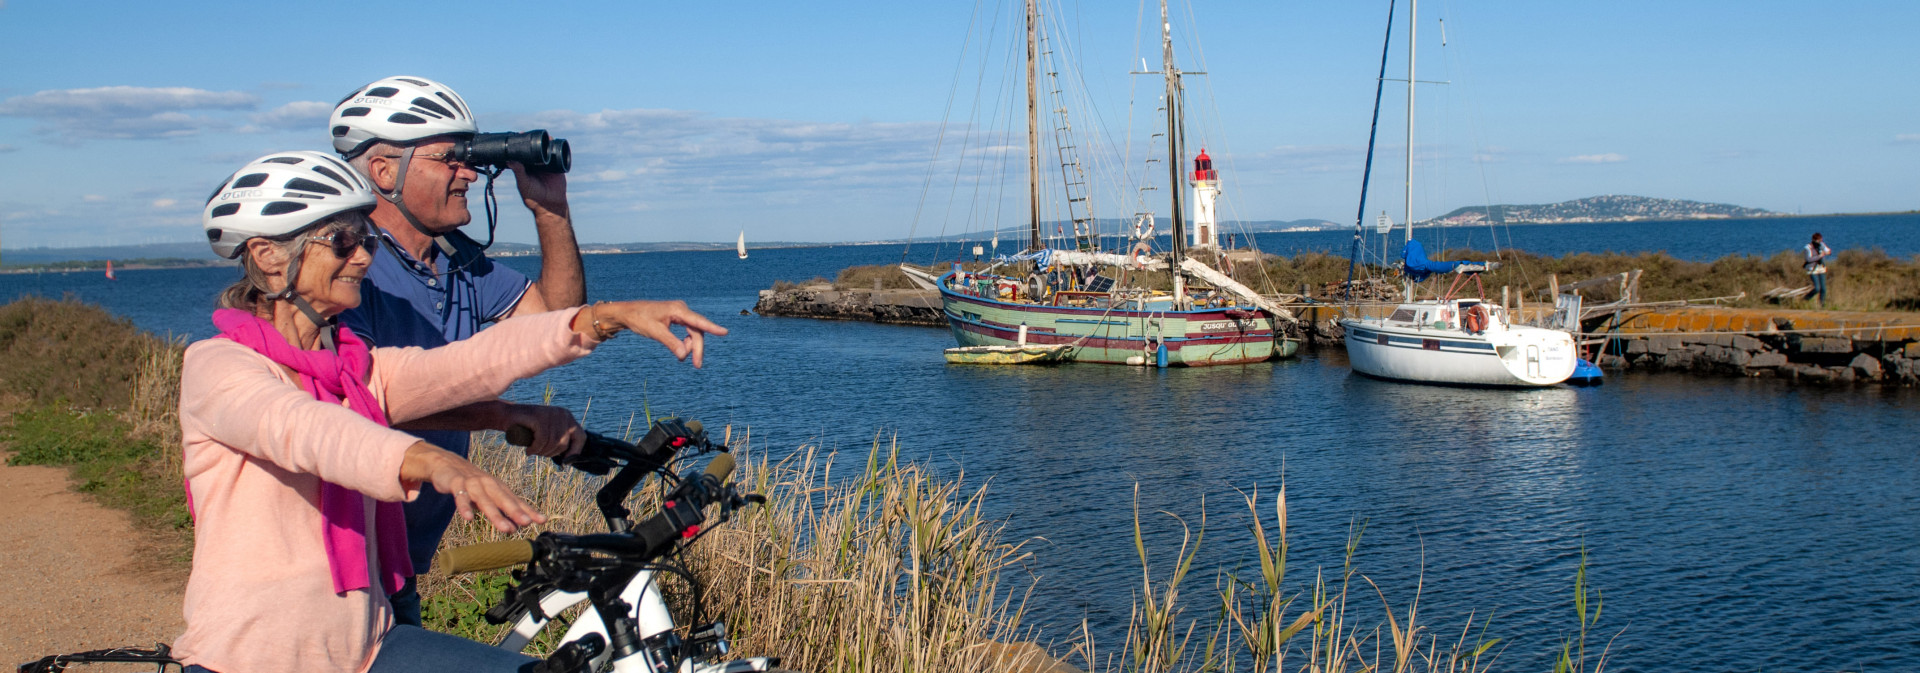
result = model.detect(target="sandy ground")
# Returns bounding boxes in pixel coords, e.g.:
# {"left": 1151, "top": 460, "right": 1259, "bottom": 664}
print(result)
{"left": 0, "top": 454, "right": 186, "bottom": 668}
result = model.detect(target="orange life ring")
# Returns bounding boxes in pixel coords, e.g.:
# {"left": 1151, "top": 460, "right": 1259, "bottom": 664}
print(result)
{"left": 1131, "top": 240, "right": 1153, "bottom": 270}
{"left": 1462, "top": 304, "right": 1491, "bottom": 333}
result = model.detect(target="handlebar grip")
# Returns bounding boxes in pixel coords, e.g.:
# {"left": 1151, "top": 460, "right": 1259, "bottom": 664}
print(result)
{"left": 504, "top": 425, "right": 535, "bottom": 447}
{"left": 437, "top": 540, "right": 534, "bottom": 575}
{"left": 704, "top": 453, "right": 736, "bottom": 485}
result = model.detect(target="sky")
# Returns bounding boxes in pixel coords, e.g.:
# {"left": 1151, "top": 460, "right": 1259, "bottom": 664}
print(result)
{"left": 1, "top": 0, "right": 1916, "bottom": 250}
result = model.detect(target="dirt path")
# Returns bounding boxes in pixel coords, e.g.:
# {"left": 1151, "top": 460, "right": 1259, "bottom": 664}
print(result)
{"left": 0, "top": 454, "right": 185, "bottom": 667}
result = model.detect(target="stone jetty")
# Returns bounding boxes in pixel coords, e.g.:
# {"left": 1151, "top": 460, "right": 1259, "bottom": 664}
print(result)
{"left": 754, "top": 284, "right": 944, "bottom": 327}
{"left": 1589, "top": 306, "right": 1920, "bottom": 386}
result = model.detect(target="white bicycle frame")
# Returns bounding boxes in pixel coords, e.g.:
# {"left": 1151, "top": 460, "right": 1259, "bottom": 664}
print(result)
{"left": 494, "top": 568, "right": 776, "bottom": 673}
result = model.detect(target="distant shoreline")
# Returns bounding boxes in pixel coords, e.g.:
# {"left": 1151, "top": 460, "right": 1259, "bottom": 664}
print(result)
{"left": 4, "top": 211, "right": 1914, "bottom": 269}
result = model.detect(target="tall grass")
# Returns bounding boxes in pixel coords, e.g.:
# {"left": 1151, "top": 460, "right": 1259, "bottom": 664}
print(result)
{"left": 427, "top": 430, "right": 1057, "bottom": 671}
{"left": 430, "top": 429, "right": 1608, "bottom": 673}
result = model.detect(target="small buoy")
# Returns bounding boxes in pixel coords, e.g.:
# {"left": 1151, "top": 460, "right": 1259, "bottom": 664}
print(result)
{"left": 1126, "top": 355, "right": 1146, "bottom": 366}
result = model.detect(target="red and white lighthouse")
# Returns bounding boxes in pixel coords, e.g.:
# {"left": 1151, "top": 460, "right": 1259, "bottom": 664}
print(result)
{"left": 1189, "top": 149, "right": 1221, "bottom": 249}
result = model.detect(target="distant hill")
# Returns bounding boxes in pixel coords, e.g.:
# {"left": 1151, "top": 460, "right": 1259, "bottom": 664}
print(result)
{"left": 1432, "top": 195, "right": 1776, "bottom": 225}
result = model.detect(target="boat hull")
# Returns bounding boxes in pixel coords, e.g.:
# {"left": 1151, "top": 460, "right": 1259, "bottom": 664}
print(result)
{"left": 940, "top": 280, "right": 1296, "bottom": 367}
{"left": 943, "top": 345, "right": 1072, "bottom": 365}
{"left": 1341, "top": 319, "right": 1576, "bottom": 386}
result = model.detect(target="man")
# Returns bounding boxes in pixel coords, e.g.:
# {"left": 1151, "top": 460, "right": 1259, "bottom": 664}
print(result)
{"left": 1805, "top": 232, "right": 1832, "bottom": 308}
{"left": 326, "top": 75, "right": 590, "bottom": 626}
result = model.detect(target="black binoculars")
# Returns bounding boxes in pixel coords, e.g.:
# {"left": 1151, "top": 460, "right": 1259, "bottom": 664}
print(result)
{"left": 451, "top": 130, "right": 571, "bottom": 174}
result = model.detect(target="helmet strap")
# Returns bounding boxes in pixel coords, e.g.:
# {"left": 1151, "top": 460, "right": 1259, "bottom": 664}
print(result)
{"left": 261, "top": 241, "right": 339, "bottom": 352}
{"left": 377, "top": 145, "right": 458, "bottom": 259}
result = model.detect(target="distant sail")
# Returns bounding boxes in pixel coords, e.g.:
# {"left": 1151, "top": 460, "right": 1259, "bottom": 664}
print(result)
{"left": 737, "top": 230, "right": 748, "bottom": 259}
{"left": 105, "top": 260, "right": 116, "bottom": 281}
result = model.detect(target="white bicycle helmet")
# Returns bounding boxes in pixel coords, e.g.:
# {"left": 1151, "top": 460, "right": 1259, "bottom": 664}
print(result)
{"left": 329, "top": 76, "right": 478, "bottom": 158}
{"left": 202, "top": 151, "right": 378, "bottom": 259}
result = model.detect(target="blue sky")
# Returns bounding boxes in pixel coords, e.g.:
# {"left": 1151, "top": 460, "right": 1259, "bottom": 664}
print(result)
{"left": 1, "top": 0, "right": 1915, "bottom": 250}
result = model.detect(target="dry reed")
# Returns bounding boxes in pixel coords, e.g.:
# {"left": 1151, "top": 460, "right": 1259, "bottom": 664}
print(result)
{"left": 426, "top": 423, "right": 1611, "bottom": 673}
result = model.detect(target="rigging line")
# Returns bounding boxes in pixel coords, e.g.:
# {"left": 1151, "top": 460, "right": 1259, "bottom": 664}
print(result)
{"left": 1441, "top": 0, "right": 1529, "bottom": 289}
{"left": 1046, "top": 0, "right": 1143, "bottom": 243}
{"left": 955, "top": 9, "right": 1023, "bottom": 254}
{"left": 934, "top": 2, "right": 1014, "bottom": 263}
{"left": 903, "top": 0, "right": 993, "bottom": 265}
{"left": 1346, "top": 0, "right": 1398, "bottom": 302}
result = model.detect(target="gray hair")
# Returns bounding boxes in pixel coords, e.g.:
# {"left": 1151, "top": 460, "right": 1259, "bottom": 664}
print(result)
{"left": 216, "top": 212, "right": 372, "bottom": 313}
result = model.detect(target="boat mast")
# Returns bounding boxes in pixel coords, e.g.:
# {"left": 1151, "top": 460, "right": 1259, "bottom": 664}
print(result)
{"left": 1026, "top": 0, "right": 1042, "bottom": 252}
{"left": 1161, "top": 0, "right": 1188, "bottom": 308}
{"left": 1403, "top": 0, "right": 1417, "bottom": 302}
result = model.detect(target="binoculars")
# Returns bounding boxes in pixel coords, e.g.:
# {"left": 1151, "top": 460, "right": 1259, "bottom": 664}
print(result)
{"left": 452, "top": 130, "right": 572, "bottom": 174}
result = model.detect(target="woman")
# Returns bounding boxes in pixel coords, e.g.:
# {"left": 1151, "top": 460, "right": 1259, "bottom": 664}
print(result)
{"left": 175, "top": 151, "right": 725, "bottom": 673}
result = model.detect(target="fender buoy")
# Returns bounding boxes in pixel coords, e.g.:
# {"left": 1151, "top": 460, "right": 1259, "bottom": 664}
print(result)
{"left": 1131, "top": 240, "right": 1153, "bottom": 270}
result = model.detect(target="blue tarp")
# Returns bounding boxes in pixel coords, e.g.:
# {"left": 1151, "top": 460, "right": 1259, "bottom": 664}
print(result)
{"left": 1401, "top": 240, "right": 1491, "bottom": 281}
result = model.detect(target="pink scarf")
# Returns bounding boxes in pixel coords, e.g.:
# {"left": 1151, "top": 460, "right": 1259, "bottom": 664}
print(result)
{"left": 210, "top": 308, "right": 413, "bottom": 595}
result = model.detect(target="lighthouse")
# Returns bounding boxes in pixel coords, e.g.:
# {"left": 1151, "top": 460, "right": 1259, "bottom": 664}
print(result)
{"left": 1189, "top": 149, "right": 1221, "bottom": 249}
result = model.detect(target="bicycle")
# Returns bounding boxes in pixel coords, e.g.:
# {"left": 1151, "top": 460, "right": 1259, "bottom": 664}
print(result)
{"left": 18, "top": 417, "right": 791, "bottom": 673}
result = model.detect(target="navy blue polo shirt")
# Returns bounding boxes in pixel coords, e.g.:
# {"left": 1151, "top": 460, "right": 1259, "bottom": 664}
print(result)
{"left": 339, "top": 229, "right": 531, "bottom": 574}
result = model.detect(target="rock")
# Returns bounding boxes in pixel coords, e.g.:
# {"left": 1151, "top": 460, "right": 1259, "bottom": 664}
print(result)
{"left": 1796, "top": 337, "right": 1853, "bottom": 354}
{"left": 1651, "top": 334, "right": 1684, "bottom": 352}
{"left": 1787, "top": 364, "right": 1830, "bottom": 382}
{"left": 1709, "top": 334, "right": 1734, "bottom": 347}
{"left": 1850, "top": 353, "right": 1883, "bottom": 380}
{"left": 1599, "top": 354, "right": 1629, "bottom": 369}
{"left": 1905, "top": 342, "right": 1920, "bottom": 358}
{"left": 1832, "top": 366, "right": 1857, "bottom": 383}
{"left": 1730, "top": 334, "right": 1766, "bottom": 352}
{"left": 1625, "top": 338, "right": 1651, "bottom": 355}
{"left": 1660, "top": 350, "right": 1695, "bottom": 369}
{"left": 1747, "top": 352, "right": 1788, "bottom": 368}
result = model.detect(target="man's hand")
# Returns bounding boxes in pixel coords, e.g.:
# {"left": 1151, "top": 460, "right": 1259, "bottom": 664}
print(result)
{"left": 575, "top": 300, "right": 729, "bottom": 368}
{"left": 399, "top": 442, "right": 546, "bottom": 534}
{"left": 499, "top": 403, "right": 585, "bottom": 458}
{"left": 509, "top": 161, "right": 569, "bottom": 221}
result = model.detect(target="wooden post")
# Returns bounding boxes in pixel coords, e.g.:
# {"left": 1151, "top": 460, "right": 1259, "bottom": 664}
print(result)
{"left": 1502, "top": 285, "right": 1510, "bottom": 312}
{"left": 1549, "top": 273, "right": 1559, "bottom": 299}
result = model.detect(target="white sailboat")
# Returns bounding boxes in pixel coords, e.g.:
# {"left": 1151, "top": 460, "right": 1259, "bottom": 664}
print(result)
{"left": 736, "top": 230, "right": 748, "bottom": 259}
{"left": 1338, "top": 0, "right": 1576, "bottom": 387}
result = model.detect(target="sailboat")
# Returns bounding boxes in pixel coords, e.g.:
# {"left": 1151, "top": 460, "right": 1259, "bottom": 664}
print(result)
{"left": 933, "top": 0, "right": 1298, "bottom": 367}
{"left": 736, "top": 230, "right": 748, "bottom": 259}
{"left": 104, "top": 260, "right": 116, "bottom": 281}
{"left": 1338, "top": 0, "right": 1576, "bottom": 386}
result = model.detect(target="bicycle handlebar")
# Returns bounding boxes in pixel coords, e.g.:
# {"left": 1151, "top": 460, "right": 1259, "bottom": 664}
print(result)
{"left": 438, "top": 539, "right": 536, "bottom": 575}
{"left": 438, "top": 453, "right": 742, "bottom": 577}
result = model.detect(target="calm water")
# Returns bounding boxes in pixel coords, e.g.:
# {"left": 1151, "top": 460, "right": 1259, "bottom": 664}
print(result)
{"left": 5, "top": 213, "right": 1918, "bottom": 672}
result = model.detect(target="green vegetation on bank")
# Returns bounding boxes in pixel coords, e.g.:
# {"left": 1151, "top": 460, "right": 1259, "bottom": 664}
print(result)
{"left": 845, "top": 246, "right": 1920, "bottom": 313}
{"left": 0, "top": 297, "right": 191, "bottom": 564}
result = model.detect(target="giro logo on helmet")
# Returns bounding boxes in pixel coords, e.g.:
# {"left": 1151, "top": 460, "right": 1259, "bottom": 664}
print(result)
{"left": 220, "top": 189, "right": 266, "bottom": 201}
{"left": 352, "top": 96, "right": 391, "bottom": 105}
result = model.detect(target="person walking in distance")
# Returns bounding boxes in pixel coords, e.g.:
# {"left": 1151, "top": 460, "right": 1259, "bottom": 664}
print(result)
{"left": 327, "top": 75, "right": 589, "bottom": 626}
{"left": 1805, "top": 232, "right": 1832, "bottom": 308}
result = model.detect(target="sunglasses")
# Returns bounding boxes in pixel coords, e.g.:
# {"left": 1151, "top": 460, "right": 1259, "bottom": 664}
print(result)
{"left": 306, "top": 225, "right": 380, "bottom": 259}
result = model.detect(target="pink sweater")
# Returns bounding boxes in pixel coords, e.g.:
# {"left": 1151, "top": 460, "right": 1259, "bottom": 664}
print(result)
{"left": 172, "top": 308, "right": 597, "bottom": 673}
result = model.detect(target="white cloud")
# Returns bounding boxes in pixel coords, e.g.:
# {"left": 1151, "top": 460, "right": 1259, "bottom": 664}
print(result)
{"left": 1896, "top": 134, "right": 1920, "bottom": 144}
{"left": 0, "top": 144, "right": 15, "bottom": 153}
{"left": 510, "top": 107, "right": 942, "bottom": 195}
{"left": 1558, "top": 153, "right": 1627, "bottom": 164}
{"left": 0, "top": 86, "right": 257, "bottom": 141}
{"left": 244, "top": 100, "right": 332, "bottom": 133}
{"left": 82, "top": 194, "right": 107, "bottom": 202}
{"left": 151, "top": 198, "right": 178, "bottom": 209}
